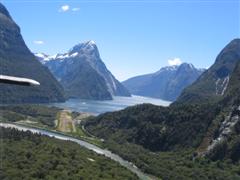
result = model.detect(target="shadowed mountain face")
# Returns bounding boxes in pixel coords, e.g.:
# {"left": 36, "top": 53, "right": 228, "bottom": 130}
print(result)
{"left": 0, "top": 3, "right": 65, "bottom": 103}
{"left": 123, "top": 63, "right": 204, "bottom": 101}
{"left": 176, "top": 39, "right": 240, "bottom": 104}
{"left": 36, "top": 41, "right": 131, "bottom": 100}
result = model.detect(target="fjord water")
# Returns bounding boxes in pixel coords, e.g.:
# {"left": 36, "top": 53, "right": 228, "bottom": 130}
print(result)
{"left": 49, "top": 95, "right": 171, "bottom": 115}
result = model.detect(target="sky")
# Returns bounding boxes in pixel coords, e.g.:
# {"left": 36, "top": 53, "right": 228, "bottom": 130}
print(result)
{"left": 1, "top": 0, "right": 240, "bottom": 81}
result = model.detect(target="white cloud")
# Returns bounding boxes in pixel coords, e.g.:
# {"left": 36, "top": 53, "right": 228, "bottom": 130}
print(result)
{"left": 33, "top": 40, "right": 44, "bottom": 45}
{"left": 59, "top": 5, "right": 80, "bottom": 13}
{"left": 168, "top": 58, "right": 182, "bottom": 66}
{"left": 60, "top": 5, "right": 70, "bottom": 12}
{"left": 72, "top": 7, "right": 80, "bottom": 12}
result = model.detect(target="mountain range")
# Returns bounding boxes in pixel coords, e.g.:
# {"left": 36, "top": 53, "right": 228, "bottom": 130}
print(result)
{"left": 35, "top": 41, "right": 131, "bottom": 100}
{"left": 123, "top": 63, "right": 205, "bottom": 101}
{"left": 0, "top": 3, "right": 65, "bottom": 103}
{"left": 85, "top": 38, "right": 240, "bottom": 178}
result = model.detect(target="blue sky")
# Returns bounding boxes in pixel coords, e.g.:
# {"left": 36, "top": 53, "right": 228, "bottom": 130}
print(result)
{"left": 2, "top": 0, "right": 240, "bottom": 81}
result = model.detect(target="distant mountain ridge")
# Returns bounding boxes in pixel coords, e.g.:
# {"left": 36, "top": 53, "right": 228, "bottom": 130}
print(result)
{"left": 0, "top": 3, "right": 65, "bottom": 103}
{"left": 35, "top": 41, "right": 131, "bottom": 100}
{"left": 123, "top": 63, "right": 205, "bottom": 101}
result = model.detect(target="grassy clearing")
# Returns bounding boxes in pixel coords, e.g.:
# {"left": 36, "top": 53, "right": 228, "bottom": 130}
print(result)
{"left": 56, "top": 110, "right": 76, "bottom": 133}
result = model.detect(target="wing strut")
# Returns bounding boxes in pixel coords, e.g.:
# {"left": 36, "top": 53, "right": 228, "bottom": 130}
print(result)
{"left": 0, "top": 75, "right": 40, "bottom": 86}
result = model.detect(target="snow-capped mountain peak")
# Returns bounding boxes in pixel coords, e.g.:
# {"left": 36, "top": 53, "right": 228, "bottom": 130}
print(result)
{"left": 34, "top": 41, "right": 131, "bottom": 99}
{"left": 35, "top": 40, "right": 98, "bottom": 64}
{"left": 68, "top": 40, "right": 99, "bottom": 57}
{"left": 34, "top": 53, "right": 52, "bottom": 63}
{"left": 87, "top": 40, "right": 96, "bottom": 45}
{"left": 35, "top": 51, "right": 80, "bottom": 63}
{"left": 155, "top": 65, "right": 178, "bottom": 75}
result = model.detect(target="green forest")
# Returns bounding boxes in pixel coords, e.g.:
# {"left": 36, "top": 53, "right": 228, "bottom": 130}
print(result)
{"left": 0, "top": 127, "right": 138, "bottom": 180}
{"left": 85, "top": 103, "right": 240, "bottom": 179}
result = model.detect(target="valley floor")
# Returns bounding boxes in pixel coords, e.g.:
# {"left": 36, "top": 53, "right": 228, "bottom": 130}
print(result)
{"left": 0, "top": 105, "right": 154, "bottom": 180}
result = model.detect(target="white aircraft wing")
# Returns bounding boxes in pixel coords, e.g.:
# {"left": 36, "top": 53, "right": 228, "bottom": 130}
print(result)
{"left": 0, "top": 75, "right": 40, "bottom": 86}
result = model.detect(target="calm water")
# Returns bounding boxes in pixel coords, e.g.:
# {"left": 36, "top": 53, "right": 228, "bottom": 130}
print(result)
{"left": 49, "top": 95, "right": 171, "bottom": 115}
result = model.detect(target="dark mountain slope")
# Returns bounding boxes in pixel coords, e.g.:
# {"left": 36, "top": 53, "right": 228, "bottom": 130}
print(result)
{"left": 221, "top": 60, "right": 240, "bottom": 106}
{"left": 0, "top": 3, "right": 65, "bottom": 103}
{"left": 197, "top": 60, "right": 240, "bottom": 160}
{"left": 176, "top": 39, "right": 240, "bottom": 104}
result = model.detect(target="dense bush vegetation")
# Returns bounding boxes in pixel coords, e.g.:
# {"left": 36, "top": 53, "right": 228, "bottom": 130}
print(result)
{"left": 0, "top": 127, "right": 138, "bottom": 180}
{"left": 85, "top": 103, "right": 220, "bottom": 151}
{"left": 103, "top": 141, "right": 240, "bottom": 179}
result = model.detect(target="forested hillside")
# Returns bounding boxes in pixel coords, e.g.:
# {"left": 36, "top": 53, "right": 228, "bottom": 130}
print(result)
{"left": 85, "top": 39, "right": 240, "bottom": 179}
{"left": 176, "top": 39, "right": 240, "bottom": 104}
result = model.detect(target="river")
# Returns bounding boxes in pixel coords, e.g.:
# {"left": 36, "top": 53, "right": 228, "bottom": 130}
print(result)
{"left": 0, "top": 123, "right": 155, "bottom": 180}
